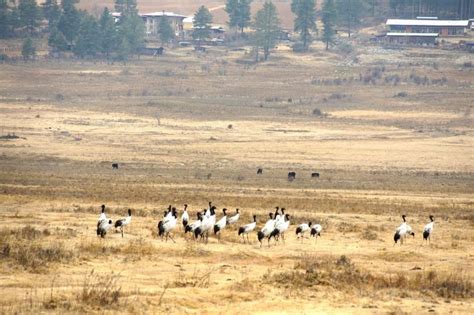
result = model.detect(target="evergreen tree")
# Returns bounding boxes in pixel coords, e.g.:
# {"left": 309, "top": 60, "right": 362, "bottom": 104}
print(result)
{"left": 18, "top": 0, "right": 40, "bottom": 33}
{"left": 158, "top": 17, "right": 175, "bottom": 45}
{"left": 193, "top": 6, "right": 213, "bottom": 46}
{"left": 74, "top": 13, "right": 101, "bottom": 58}
{"left": 21, "top": 36, "right": 36, "bottom": 60}
{"left": 0, "top": 0, "right": 12, "bottom": 38}
{"left": 254, "top": 1, "right": 280, "bottom": 61}
{"left": 114, "top": 0, "right": 144, "bottom": 58}
{"left": 114, "top": 0, "right": 138, "bottom": 15}
{"left": 117, "top": 35, "right": 131, "bottom": 61}
{"left": 336, "top": 0, "right": 366, "bottom": 37}
{"left": 58, "top": 0, "right": 80, "bottom": 44}
{"left": 42, "top": 0, "right": 61, "bottom": 29}
{"left": 48, "top": 26, "right": 68, "bottom": 52}
{"left": 322, "top": 0, "right": 336, "bottom": 50}
{"left": 291, "top": 0, "right": 317, "bottom": 51}
{"left": 225, "top": 0, "right": 253, "bottom": 34}
{"left": 99, "top": 7, "right": 118, "bottom": 57}
{"left": 117, "top": 12, "right": 144, "bottom": 56}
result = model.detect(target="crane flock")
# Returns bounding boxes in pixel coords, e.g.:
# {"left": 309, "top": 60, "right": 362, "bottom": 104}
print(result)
{"left": 96, "top": 204, "right": 435, "bottom": 246}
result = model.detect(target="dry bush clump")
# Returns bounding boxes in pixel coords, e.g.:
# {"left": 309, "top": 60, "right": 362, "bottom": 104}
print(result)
{"left": 337, "top": 222, "right": 361, "bottom": 233}
{"left": 180, "top": 241, "right": 211, "bottom": 257}
{"left": 172, "top": 266, "right": 217, "bottom": 288}
{"left": 360, "top": 229, "right": 379, "bottom": 241}
{"left": 266, "top": 255, "right": 473, "bottom": 299}
{"left": 78, "top": 238, "right": 155, "bottom": 258}
{"left": 0, "top": 227, "right": 75, "bottom": 272}
{"left": 80, "top": 270, "right": 121, "bottom": 307}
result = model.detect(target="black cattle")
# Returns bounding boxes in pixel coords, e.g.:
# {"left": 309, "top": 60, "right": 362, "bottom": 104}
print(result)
{"left": 257, "top": 168, "right": 263, "bottom": 175}
{"left": 288, "top": 172, "right": 296, "bottom": 181}
{"left": 112, "top": 163, "right": 119, "bottom": 169}
{"left": 311, "top": 172, "right": 320, "bottom": 178}
{"left": 155, "top": 47, "right": 164, "bottom": 55}
{"left": 195, "top": 46, "right": 206, "bottom": 52}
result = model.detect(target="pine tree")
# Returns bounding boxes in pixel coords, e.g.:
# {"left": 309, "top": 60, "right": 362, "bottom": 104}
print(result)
{"left": 0, "top": 0, "right": 12, "bottom": 38}
{"left": 114, "top": 0, "right": 144, "bottom": 58}
{"left": 225, "top": 0, "right": 253, "bottom": 34}
{"left": 158, "top": 16, "right": 175, "bottom": 45}
{"left": 336, "top": 0, "right": 366, "bottom": 37}
{"left": 114, "top": 0, "right": 138, "bottom": 15}
{"left": 58, "top": 0, "right": 80, "bottom": 44}
{"left": 74, "top": 13, "right": 101, "bottom": 58}
{"left": 21, "top": 36, "right": 36, "bottom": 60}
{"left": 42, "top": 0, "right": 61, "bottom": 29}
{"left": 18, "top": 0, "right": 40, "bottom": 33}
{"left": 322, "top": 0, "right": 336, "bottom": 50}
{"left": 48, "top": 26, "right": 68, "bottom": 52}
{"left": 99, "top": 7, "right": 118, "bottom": 57}
{"left": 193, "top": 6, "right": 213, "bottom": 46}
{"left": 291, "top": 0, "right": 317, "bottom": 51}
{"left": 254, "top": 1, "right": 280, "bottom": 61}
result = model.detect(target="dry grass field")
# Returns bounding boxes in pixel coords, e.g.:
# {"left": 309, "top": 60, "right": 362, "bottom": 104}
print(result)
{"left": 0, "top": 42, "right": 473, "bottom": 314}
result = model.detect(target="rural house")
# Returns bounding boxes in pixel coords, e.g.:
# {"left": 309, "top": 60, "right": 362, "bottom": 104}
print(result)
{"left": 112, "top": 11, "right": 188, "bottom": 40}
{"left": 141, "top": 11, "right": 188, "bottom": 39}
{"left": 386, "top": 18, "right": 470, "bottom": 37}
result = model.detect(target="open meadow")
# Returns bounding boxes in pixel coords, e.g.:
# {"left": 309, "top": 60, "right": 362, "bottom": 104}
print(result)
{"left": 0, "top": 43, "right": 473, "bottom": 313}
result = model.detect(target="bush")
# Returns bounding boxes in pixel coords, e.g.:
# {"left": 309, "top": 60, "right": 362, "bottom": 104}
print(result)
{"left": 80, "top": 270, "right": 121, "bottom": 306}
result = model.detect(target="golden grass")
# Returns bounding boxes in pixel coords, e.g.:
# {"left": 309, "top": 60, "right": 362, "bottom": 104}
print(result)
{"left": 0, "top": 43, "right": 473, "bottom": 313}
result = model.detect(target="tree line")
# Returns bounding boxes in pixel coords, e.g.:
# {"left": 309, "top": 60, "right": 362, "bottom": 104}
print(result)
{"left": 389, "top": 0, "right": 473, "bottom": 20}
{"left": 0, "top": 0, "right": 472, "bottom": 61}
{"left": 1, "top": 0, "right": 146, "bottom": 60}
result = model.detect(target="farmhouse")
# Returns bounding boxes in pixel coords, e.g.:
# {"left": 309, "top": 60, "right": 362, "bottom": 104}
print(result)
{"left": 112, "top": 11, "right": 188, "bottom": 39}
{"left": 386, "top": 32, "right": 438, "bottom": 45}
{"left": 386, "top": 19, "right": 469, "bottom": 37}
{"left": 141, "top": 11, "right": 188, "bottom": 39}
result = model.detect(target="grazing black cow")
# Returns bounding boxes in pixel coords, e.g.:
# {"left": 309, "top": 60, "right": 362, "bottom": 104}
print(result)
{"left": 195, "top": 46, "right": 206, "bottom": 52}
{"left": 112, "top": 163, "right": 119, "bottom": 169}
{"left": 288, "top": 172, "right": 296, "bottom": 181}
{"left": 155, "top": 47, "right": 164, "bottom": 56}
{"left": 311, "top": 172, "right": 320, "bottom": 178}
{"left": 257, "top": 168, "right": 263, "bottom": 175}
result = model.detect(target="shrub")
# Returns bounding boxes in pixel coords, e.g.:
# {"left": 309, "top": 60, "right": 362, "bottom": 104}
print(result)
{"left": 80, "top": 270, "right": 121, "bottom": 306}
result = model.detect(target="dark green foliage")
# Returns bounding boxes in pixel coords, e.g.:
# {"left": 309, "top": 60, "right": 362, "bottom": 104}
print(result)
{"left": 114, "top": 0, "right": 138, "bottom": 15}
{"left": 193, "top": 6, "right": 213, "bottom": 44}
{"left": 388, "top": 0, "right": 471, "bottom": 19}
{"left": 336, "top": 0, "right": 366, "bottom": 37}
{"left": 21, "top": 36, "right": 36, "bottom": 60}
{"left": 18, "top": 0, "right": 40, "bottom": 33}
{"left": 42, "top": 0, "right": 61, "bottom": 29}
{"left": 158, "top": 16, "right": 175, "bottom": 45}
{"left": 48, "top": 26, "right": 68, "bottom": 52}
{"left": 322, "top": 0, "right": 337, "bottom": 50}
{"left": 58, "top": 0, "right": 80, "bottom": 43}
{"left": 0, "top": 0, "right": 14, "bottom": 38}
{"left": 99, "top": 7, "right": 118, "bottom": 57}
{"left": 291, "top": 0, "right": 317, "bottom": 51}
{"left": 74, "top": 14, "right": 101, "bottom": 58}
{"left": 225, "top": 0, "right": 253, "bottom": 34}
{"left": 114, "top": 0, "right": 144, "bottom": 59}
{"left": 254, "top": 1, "right": 280, "bottom": 61}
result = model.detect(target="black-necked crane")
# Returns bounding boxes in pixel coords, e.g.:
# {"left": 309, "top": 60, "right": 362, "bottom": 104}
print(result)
{"left": 296, "top": 222, "right": 312, "bottom": 242}
{"left": 258, "top": 212, "right": 275, "bottom": 247}
{"left": 214, "top": 208, "right": 227, "bottom": 240}
{"left": 423, "top": 215, "right": 435, "bottom": 244}
{"left": 114, "top": 209, "right": 132, "bottom": 238}
{"left": 238, "top": 215, "right": 257, "bottom": 243}
{"left": 227, "top": 208, "right": 240, "bottom": 225}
